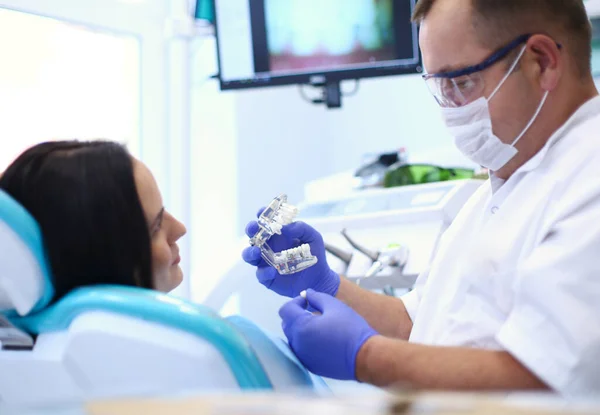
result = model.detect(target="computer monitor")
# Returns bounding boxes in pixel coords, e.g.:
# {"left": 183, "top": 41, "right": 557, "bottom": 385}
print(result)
{"left": 213, "top": 0, "right": 422, "bottom": 91}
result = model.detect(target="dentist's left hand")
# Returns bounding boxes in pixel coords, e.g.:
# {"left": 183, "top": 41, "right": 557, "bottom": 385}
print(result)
{"left": 242, "top": 215, "right": 340, "bottom": 298}
{"left": 279, "top": 289, "right": 378, "bottom": 380}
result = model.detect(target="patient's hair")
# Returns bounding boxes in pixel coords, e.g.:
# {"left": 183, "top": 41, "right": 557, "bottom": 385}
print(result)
{"left": 0, "top": 141, "right": 153, "bottom": 301}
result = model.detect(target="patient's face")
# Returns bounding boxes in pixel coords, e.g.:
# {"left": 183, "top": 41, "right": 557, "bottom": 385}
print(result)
{"left": 133, "top": 159, "right": 187, "bottom": 292}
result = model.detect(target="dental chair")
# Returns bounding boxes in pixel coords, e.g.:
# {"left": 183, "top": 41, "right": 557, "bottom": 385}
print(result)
{"left": 0, "top": 190, "right": 324, "bottom": 406}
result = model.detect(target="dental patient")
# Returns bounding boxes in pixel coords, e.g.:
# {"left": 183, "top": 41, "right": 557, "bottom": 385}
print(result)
{"left": 0, "top": 140, "right": 187, "bottom": 302}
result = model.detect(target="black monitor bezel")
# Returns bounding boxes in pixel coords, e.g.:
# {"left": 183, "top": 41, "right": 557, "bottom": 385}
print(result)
{"left": 212, "top": 0, "right": 423, "bottom": 91}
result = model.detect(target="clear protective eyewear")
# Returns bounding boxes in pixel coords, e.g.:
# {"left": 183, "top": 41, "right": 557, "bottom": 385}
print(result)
{"left": 423, "top": 34, "right": 560, "bottom": 108}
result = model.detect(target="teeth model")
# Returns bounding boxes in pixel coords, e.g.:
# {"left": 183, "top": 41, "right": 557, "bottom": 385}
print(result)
{"left": 250, "top": 194, "right": 318, "bottom": 275}
{"left": 274, "top": 244, "right": 312, "bottom": 263}
{"left": 272, "top": 243, "right": 317, "bottom": 274}
{"left": 270, "top": 202, "right": 298, "bottom": 233}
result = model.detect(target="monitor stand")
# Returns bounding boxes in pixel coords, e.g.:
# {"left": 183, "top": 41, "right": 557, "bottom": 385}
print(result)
{"left": 304, "top": 79, "right": 342, "bottom": 109}
{"left": 323, "top": 81, "right": 341, "bottom": 109}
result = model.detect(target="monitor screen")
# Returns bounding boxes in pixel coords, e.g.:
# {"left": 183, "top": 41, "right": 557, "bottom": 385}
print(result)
{"left": 214, "top": 0, "right": 422, "bottom": 90}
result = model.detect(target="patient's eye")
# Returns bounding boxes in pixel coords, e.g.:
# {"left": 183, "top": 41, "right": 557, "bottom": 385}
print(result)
{"left": 150, "top": 208, "right": 165, "bottom": 236}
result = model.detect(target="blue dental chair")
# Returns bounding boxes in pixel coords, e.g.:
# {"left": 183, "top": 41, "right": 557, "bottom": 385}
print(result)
{"left": 0, "top": 190, "right": 324, "bottom": 406}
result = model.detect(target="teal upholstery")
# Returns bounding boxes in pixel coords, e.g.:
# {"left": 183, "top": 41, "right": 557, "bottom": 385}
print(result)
{"left": 10, "top": 285, "right": 273, "bottom": 390}
{"left": 0, "top": 190, "right": 54, "bottom": 314}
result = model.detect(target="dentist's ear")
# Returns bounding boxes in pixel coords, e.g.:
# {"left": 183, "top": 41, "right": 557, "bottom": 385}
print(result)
{"left": 527, "top": 34, "right": 562, "bottom": 92}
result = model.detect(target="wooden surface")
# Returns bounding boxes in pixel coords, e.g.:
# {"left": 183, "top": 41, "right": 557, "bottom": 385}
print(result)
{"left": 86, "top": 392, "right": 598, "bottom": 415}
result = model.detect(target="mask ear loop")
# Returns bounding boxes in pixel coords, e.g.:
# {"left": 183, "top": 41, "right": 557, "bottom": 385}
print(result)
{"left": 510, "top": 91, "right": 550, "bottom": 146}
{"left": 488, "top": 45, "right": 528, "bottom": 101}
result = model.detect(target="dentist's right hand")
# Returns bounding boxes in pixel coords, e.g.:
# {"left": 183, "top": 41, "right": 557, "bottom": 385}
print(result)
{"left": 242, "top": 210, "right": 340, "bottom": 298}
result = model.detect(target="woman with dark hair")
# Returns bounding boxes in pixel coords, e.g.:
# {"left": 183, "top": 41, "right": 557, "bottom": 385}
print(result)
{"left": 0, "top": 140, "right": 187, "bottom": 301}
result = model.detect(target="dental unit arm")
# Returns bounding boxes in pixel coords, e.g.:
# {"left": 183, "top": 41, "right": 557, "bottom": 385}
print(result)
{"left": 324, "top": 242, "right": 353, "bottom": 275}
{"left": 340, "top": 229, "right": 409, "bottom": 279}
{"left": 364, "top": 244, "right": 409, "bottom": 278}
{"left": 249, "top": 194, "right": 318, "bottom": 275}
{"left": 341, "top": 228, "right": 379, "bottom": 263}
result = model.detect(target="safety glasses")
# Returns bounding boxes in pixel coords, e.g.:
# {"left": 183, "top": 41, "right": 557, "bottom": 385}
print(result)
{"left": 423, "top": 34, "right": 543, "bottom": 108}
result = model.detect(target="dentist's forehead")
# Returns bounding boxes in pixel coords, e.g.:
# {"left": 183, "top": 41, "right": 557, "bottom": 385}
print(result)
{"left": 418, "top": 0, "right": 491, "bottom": 75}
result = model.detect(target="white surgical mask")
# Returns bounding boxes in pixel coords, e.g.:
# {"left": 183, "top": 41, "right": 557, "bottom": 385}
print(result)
{"left": 441, "top": 46, "right": 549, "bottom": 171}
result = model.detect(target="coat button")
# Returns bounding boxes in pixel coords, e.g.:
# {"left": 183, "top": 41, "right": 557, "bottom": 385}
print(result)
{"left": 491, "top": 206, "right": 499, "bottom": 214}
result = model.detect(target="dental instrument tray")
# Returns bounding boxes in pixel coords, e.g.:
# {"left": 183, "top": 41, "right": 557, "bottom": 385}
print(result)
{"left": 249, "top": 194, "right": 317, "bottom": 275}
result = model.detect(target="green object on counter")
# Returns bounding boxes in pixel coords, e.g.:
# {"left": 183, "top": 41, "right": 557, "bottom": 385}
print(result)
{"left": 383, "top": 164, "right": 474, "bottom": 188}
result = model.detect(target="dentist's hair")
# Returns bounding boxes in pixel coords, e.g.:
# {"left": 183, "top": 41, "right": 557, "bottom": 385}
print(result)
{"left": 0, "top": 141, "right": 154, "bottom": 301}
{"left": 412, "top": 0, "right": 592, "bottom": 78}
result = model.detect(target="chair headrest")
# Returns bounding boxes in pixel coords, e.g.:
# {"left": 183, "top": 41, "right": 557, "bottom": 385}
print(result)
{"left": 0, "top": 190, "right": 54, "bottom": 316}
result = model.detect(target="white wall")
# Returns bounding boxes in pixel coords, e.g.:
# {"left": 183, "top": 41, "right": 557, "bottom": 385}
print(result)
{"left": 325, "top": 75, "right": 472, "bottom": 172}
{"left": 233, "top": 86, "right": 336, "bottom": 226}
{"left": 0, "top": 7, "right": 141, "bottom": 169}
{"left": 232, "top": 74, "right": 474, "bottom": 232}
{"left": 189, "top": 37, "right": 242, "bottom": 301}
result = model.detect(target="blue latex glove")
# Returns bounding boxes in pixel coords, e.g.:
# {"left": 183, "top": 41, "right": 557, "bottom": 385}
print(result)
{"left": 279, "top": 289, "right": 378, "bottom": 380}
{"left": 242, "top": 210, "right": 340, "bottom": 298}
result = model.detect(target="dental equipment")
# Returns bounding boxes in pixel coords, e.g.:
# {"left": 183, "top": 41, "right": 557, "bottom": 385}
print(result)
{"left": 249, "top": 194, "right": 318, "bottom": 275}
{"left": 340, "top": 229, "right": 409, "bottom": 285}
{"left": 364, "top": 244, "right": 409, "bottom": 279}
{"left": 324, "top": 242, "right": 353, "bottom": 275}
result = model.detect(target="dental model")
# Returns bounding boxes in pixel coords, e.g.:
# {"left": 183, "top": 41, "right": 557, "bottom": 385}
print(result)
{"left": 249, "top": 194, "right": 318, "bottom": 275}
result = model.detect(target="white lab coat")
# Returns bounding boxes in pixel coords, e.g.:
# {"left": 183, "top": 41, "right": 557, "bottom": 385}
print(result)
{"left": 402, "top": 96, "right": 600, "bottom": 396}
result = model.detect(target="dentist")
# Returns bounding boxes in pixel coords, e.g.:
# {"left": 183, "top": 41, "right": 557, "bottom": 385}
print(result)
{"left": 243, "top": 0, "right": 600, "bottom": 396}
